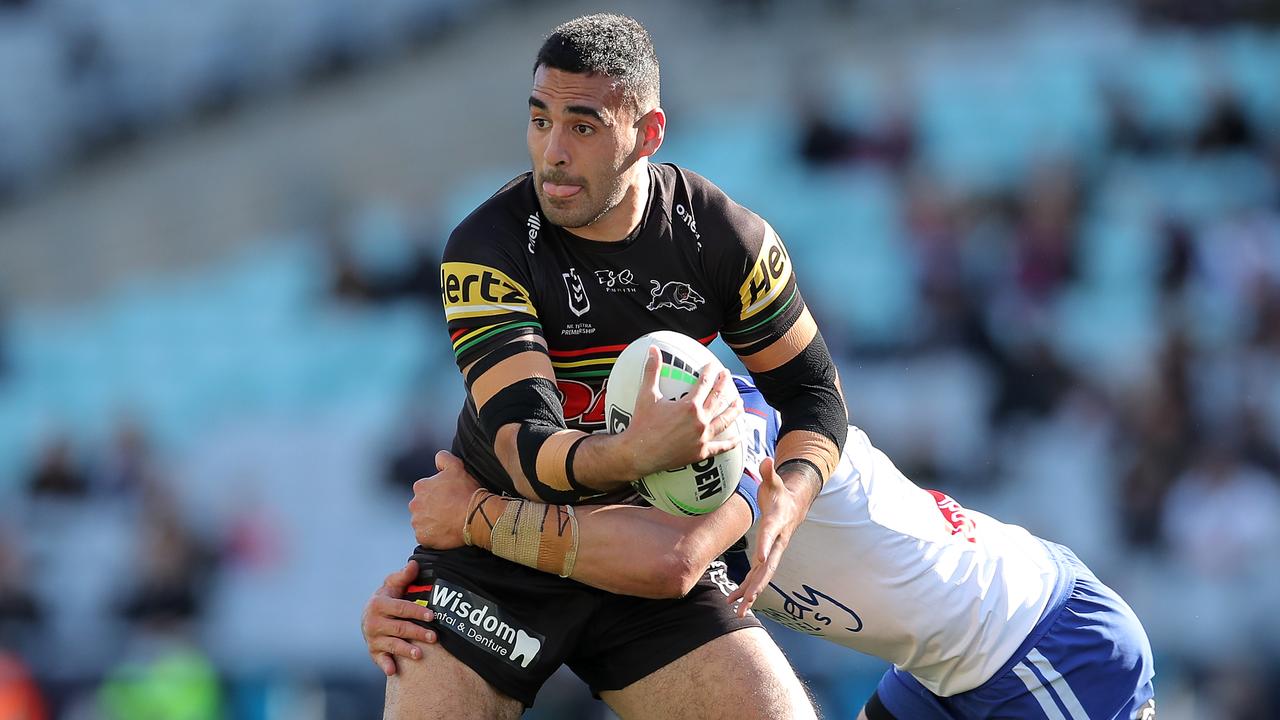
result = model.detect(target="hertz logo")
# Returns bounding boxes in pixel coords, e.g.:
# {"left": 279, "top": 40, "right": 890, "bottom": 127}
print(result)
{"left": 738, "top": 223, "right": 792, "bottom": 321}
{"left": 441, "top": 262, "right": 537, "bottom": 321}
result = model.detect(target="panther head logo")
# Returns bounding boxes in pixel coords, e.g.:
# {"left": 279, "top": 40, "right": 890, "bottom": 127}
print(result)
{"left": 647, "top": 281, "right": 705, "bottom": 311}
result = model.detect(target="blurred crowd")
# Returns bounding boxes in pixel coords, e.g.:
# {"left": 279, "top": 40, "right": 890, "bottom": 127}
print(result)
{"left": 782, "top": 16, "right": 1280, "bottom": 714}
{"left": 0, "top": 0, "right": 494, "bottom": 200}
{"left": 2, "top": 1, "right": 1280, "bottom": 718}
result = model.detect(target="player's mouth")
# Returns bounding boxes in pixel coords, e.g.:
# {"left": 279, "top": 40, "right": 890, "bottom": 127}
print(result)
{"left": 542, "top": 181, "right": 582, "bottom": 199}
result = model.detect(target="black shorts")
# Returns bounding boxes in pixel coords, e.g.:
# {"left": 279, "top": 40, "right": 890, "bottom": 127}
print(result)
{"left": 405, "top": 545, "right": 760, "bottom": 708}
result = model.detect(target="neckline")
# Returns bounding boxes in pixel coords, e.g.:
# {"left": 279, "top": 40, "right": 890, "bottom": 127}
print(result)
{"left": 555, "top": 165, "right": 657, "bottom": 254}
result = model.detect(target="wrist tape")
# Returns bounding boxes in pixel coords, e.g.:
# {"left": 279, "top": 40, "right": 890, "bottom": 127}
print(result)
{"left": 463, "top": 489, "right": 579, "bottom": 577}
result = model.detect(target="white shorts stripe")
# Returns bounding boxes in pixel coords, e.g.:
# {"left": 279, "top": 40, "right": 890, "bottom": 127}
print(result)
{"left": 1012, "top": 662, "right": 1068, "bottom": 720}
{"left": 1027, "top": 648, "right": 1090, "bottom": 719}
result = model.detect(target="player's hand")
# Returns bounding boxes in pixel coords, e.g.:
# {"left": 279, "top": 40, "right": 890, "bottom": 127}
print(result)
{"left": 624, "top": 345, "right": 743, "bottom": 477}
{"left": 361, "top": 561, "right": 438, "bottom": 676}
{"left": 410, "top": 451, "right": 480, "bottom": 549}
{"left": 727, "top": 458, "right": 808, "bottom": 617}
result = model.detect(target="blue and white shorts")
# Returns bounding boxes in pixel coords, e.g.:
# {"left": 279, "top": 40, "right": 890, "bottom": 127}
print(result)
{"left": 875, "top": 542, "right": 1156, "bottom": 719}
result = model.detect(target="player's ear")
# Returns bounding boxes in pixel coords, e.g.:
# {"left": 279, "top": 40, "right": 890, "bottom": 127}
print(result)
{"left": 636, "top": 107, "right": 665, "bottom": 158}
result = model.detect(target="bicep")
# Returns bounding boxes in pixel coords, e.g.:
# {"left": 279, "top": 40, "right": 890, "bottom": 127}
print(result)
{"left": 715, "top": 222, "right": 846, "bottom": 481}
{"left": 730, "top": 306, "right": 819, "bottom": 374}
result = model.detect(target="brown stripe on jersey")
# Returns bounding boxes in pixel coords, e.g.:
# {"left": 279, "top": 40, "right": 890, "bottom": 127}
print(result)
{"left": 470, "top": 351, "right": 556, "bottom": 412}
{"left": 776, "top": 430, "right": 841, "bottom": 482}
{"left": 464, "top": 337, "right": 547, "bottom": 387}
{"left": 535, "top": 429, "right": 589, "bottom": 492}
{"left": 736, "top": 307, "right": 819, "bottom": 373}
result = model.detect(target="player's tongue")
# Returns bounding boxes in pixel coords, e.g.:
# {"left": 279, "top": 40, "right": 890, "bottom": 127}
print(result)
{"left": 542, "top": 181, "right": 582, "bottom": 198}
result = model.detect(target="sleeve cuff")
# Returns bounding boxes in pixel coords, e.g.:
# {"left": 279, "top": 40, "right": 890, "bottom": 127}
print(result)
{"left": 734, "top": 467, "right": 761, "bottom": 525}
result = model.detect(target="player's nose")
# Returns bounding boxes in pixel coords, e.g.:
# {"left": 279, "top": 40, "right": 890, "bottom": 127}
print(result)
{"left": 543, "top": 126, "right": 571, "bottom": 167}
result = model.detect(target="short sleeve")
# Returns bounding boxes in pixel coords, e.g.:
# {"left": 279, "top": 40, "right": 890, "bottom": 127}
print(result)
{"left": 440, "top": 223, "right": 544, "bottom": 370}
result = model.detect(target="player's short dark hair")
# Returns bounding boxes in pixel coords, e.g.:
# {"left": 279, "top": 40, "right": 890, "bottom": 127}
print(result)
{"left": 534, "top": 14, "right": 660, "bottom": 114}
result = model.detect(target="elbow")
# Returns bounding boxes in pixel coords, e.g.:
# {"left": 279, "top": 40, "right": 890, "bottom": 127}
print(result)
{"left": 649, "top": 551, "right": 703, "bottom": 599}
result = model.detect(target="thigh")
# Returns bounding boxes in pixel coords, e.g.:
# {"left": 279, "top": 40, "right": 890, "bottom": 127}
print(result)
{"left": 384, "top": 639, "right": 521, "bottom": 720}
{"left": 568, "top": 562, "right": 762, "bottom": 696}
{"left": 600, "top": 627, "right": 815, "bottom": 720}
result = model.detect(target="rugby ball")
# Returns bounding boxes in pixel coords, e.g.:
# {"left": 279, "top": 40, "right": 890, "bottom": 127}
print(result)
{"left": 605, "top": 331, "right": 743, "bottom": 516}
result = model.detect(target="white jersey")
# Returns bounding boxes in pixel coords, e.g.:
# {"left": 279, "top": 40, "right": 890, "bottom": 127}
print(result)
{"left": 744, "top": 427, "right": 1060, "bottom": 697}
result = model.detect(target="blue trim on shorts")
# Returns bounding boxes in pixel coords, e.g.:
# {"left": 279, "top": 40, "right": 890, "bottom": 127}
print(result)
{"left": 876, "top": 541, "right": 1156, "bottom": 719}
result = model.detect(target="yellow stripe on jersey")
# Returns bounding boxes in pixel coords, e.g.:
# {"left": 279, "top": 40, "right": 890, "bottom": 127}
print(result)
{"left": 776, "top": 430, "right": 841, "bottom": 483}
{"left": 549, "top": 357, "right": 617, "bottom": 369}
{"left": 737, "top": 308, "right": 818, "bottom": 373}
{"left": 441, "top": 262, "right": 537, "bottom": 322}
{"left": 737, "top": 223, "right": 793, "bottom": 322}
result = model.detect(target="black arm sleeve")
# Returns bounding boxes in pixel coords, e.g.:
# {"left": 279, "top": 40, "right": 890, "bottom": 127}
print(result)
{"left": 749, "top": 332, "right": 848, "bottom": 453}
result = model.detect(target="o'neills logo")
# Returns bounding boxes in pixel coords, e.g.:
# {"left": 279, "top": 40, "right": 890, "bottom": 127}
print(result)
{"left": 527, "top": 214, "right": 541, "bottom": 254}
{"left": 428, "top": 580, "right": 544, "bottom": 668}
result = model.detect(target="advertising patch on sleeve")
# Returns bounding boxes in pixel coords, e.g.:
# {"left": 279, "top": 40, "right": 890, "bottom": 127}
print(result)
{"left": 441, "top": 262, "right": 537, "bottom": 322}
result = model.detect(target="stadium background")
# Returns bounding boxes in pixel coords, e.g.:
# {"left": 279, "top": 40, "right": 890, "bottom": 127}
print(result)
{"left": 1, "top": 0, "right": 1279, "bottom": 717}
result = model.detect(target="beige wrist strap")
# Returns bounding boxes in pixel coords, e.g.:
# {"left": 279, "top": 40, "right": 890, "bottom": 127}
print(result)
{"left": 464, "top": 489, "right": 580, "bottom": 577}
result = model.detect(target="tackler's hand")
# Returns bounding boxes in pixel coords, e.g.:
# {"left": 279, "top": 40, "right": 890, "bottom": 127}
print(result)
{"left": 410, "top": 451, "right": 482, "bottom": 549}
{"left": 361, "top": 561, "right": 438, "bottom": 676}
{"left": 727, "top": 458, "right": 808, "bottom": 617}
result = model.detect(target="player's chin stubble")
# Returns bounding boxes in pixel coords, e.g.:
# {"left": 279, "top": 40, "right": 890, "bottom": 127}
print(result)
{"left": 539, "top": 185, "right": 623, "bottom": 231}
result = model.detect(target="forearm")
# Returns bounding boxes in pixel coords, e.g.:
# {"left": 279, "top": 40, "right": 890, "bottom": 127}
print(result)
{"left": 480, "top": 341, "right": 741, "bottom": 502}
{"left": 492, "top": 423, "right": 638, "bottom": 499}
{"left": 567, "top": 505, "right": 702, "bottom": 596}
{"left": 578, "top": 498, "right": 751, "bottom": 596}
{"left": 466, "top": 490, "right": 752, "bottom": 598}
{"left": 561, "top": 430, "right": 645, "bottom": 492}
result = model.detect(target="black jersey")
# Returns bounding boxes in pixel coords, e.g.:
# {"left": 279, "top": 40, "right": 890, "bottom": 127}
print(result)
{"left": 441, "top": 163, "right": 816, "bottom": 500}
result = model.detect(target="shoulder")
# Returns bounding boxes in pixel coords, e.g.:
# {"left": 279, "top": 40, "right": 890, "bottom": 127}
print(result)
{"left": 441, "top": 173, "right": 540, "bottom": 311}
{"left": 444, "top": 173, "right": 539, "bottom": 262}
{"left": 662, "top": 165, "right": 754, "bottom": 221}
{"left": 660, "top": 163, "right": 768, "bottom": 256}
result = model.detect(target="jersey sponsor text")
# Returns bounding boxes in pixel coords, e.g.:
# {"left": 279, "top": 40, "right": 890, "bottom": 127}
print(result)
{"left": 737, "top": 224, "right": 792, "bottom": 320}
{"left": 441, "top": 262, "right": 536, "bottom": 321}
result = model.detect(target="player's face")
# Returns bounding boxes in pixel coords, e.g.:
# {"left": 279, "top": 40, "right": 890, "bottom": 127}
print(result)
{"left": 528, "top": 66, "right": 645, "bottom": 230}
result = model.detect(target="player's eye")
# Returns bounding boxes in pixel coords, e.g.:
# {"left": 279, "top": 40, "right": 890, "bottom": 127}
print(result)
{"left": 574, "top": 124, "right": 595, "bottom": 136}
{"left": 531, "top": 117, "right": 550, "bottom": 129}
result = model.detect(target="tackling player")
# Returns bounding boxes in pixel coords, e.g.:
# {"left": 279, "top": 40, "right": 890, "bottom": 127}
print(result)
{"left": 389, "top": 12, "right": 848, "bottom": 719}
{"left": 365, "top": 376, "right": 1156, "bottom": 720}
